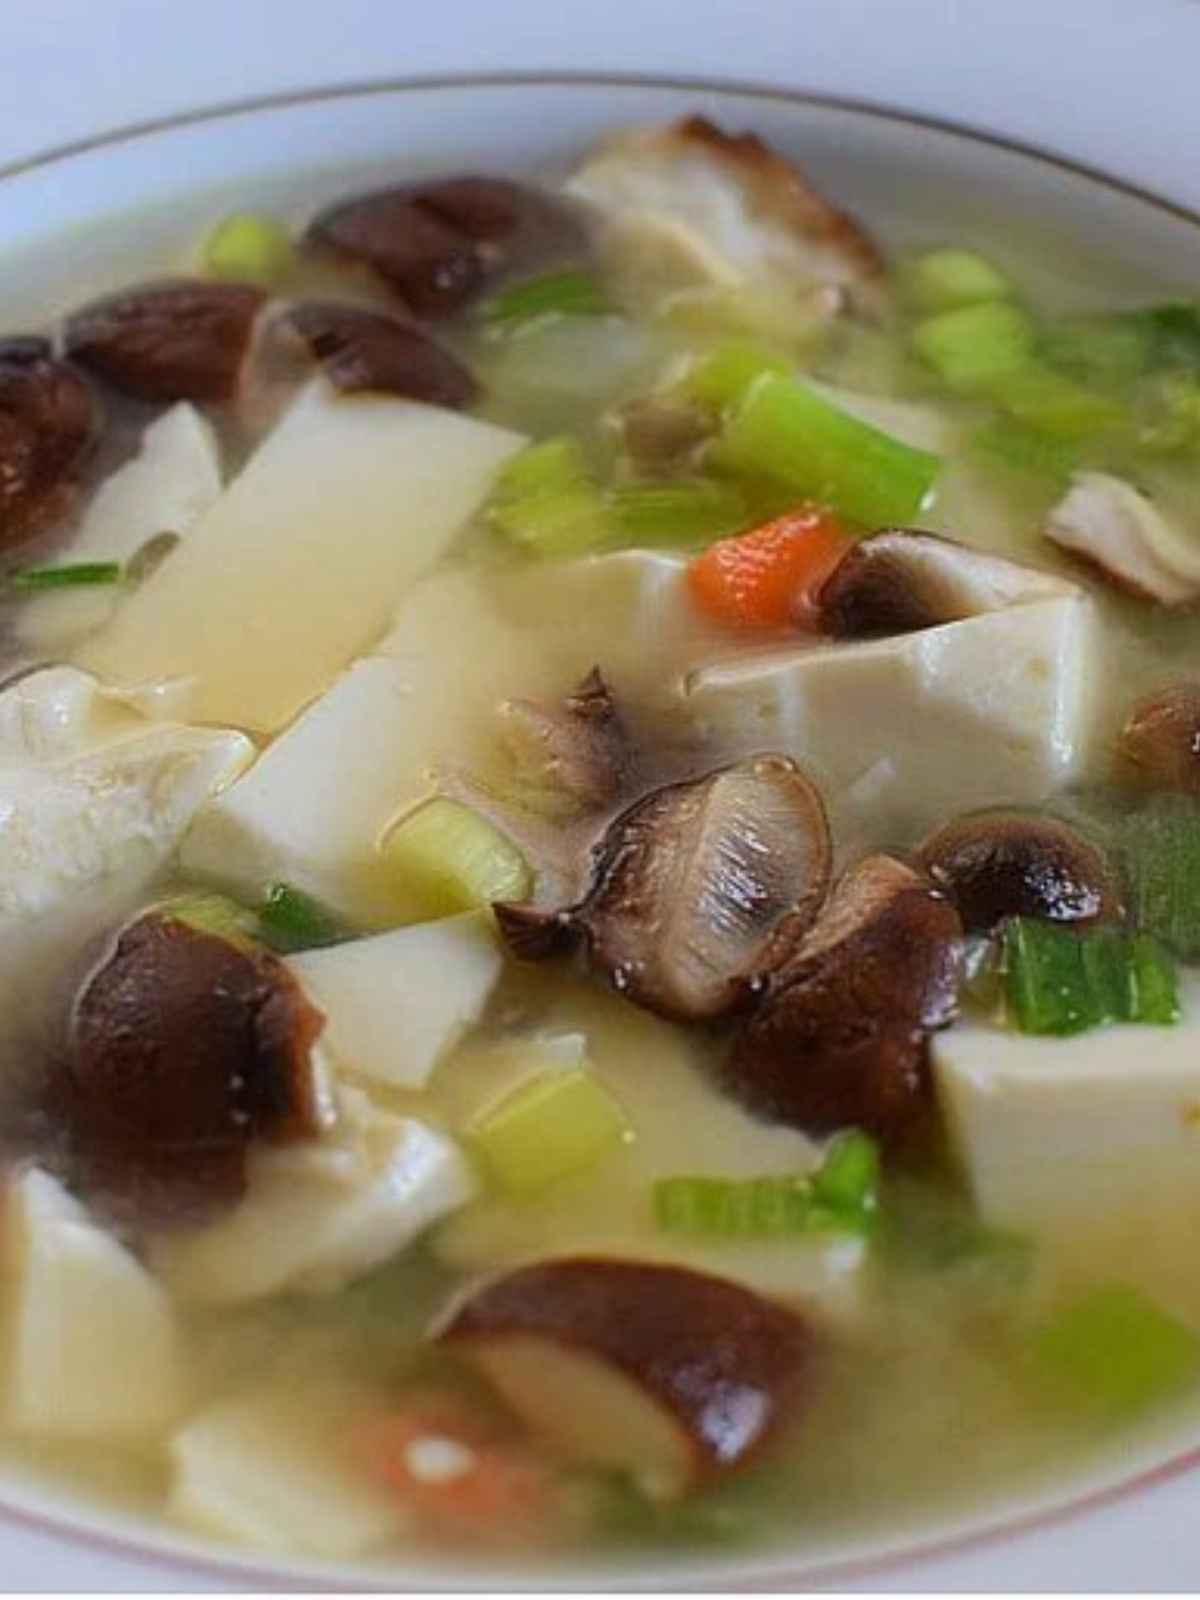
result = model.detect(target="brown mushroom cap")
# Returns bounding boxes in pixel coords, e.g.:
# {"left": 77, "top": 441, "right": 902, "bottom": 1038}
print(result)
{"left": 440, "top": 1257, "right": 812, "bottom": 1497}
{"left": 0, "top": 343, "right": 97, "bottom": 551}
{"left": 306, "top": 176, "right": 585, "bottom": 319}
{"left": 916, "top": 808, "right": 1121, "bottom": 933}
{"left": 65, "top": 279, "right": 266, "bottom": 404}
{"left": 279, "top": 301, "right": 478, "bottom": 407}
{"left": 1116, "top": 683, "right": 1200, "bottom": 796}
{"left": 68, "top": 913, "right": 325, "bottom": 1216}
{"left": 497, "top": 666, "right": 629, "bottom": 819}
{"left": 726, "top": 854, "right": 961, "bottom": 1141}
{"left": 498, "top": 754, "right": 832, "bottom": 1022}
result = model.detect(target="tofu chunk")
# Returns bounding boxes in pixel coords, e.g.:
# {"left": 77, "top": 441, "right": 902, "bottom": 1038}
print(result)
{"left": 288, "top": 914, "right": 502, "bottom": 1091}
{"left": 154, "top": 1088, "right": 476, "bottom": 1303}
{"left": 933, "top": 981, "right": 1200, "bottom": 1314}
{"left": 0, "top": 1169, "right": 180, "bottom": 1438}
{"left": 684, "top": 596, "right": 1096, "bottom": 839}
{"left": 76, "top": 380, "right": 526, "bottom": 732}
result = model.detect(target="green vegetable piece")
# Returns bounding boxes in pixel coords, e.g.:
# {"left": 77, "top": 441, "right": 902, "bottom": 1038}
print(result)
{"left": 470, "top": 1066, "right": 631, "bottom": 1195}
{"left": 970, "top": 417, "right": 1078, "bottom": 485}
{"left": 382, "top": 797, "right": 532, "bottom": 919}
{"left": 488, "top": 437, "right": 610, "bottom": 557}
{"left": 987, "top": 362, "right": 1126, "bottom": 439}
{"left": 1041, "top": 314, "right": 1154, "bottom": 388}
{"left": 903, "top": 248, "right": 1013, "bottom": 313}
{"left": 8, "top": 562, "right": 122, "bottom": 591}
{"left": 481, "top": 269, "right": 612, "bottom": 332}
{"left": 911, "top": 300, "right": 1036, "bottom": 392}
{"left": 256, "top": 882, "right": 346, "bottom": 953}
{"left": 162, "top": 890, "right": 259, "bottom": 948}
{"left": 1029, "top": 1285, "right": 1200, "bottom": 1418}
{"left": 684, "top": 341, "right": 792, "bottom": 411}
{"left": 810, "top": 1130, "right": 881, "bottom": 1223}
{"left": 880, "top": 1177, "right": 1033, "bottom": 1283}
{"left": 1124, "top": 793, "right": 1200, "bottom": 959}
{"left": 1136, "top": 301, "right": 1200, "bottom": 369}
{"left": 1136, "top": 370, "right": 1200, "bottom": 454}
{"left": 202, "top": 212, "right": 294, "bottom": 286}
{"left": 1005, "top": 918, "right": 1180, "bottom": 1035}
{"left": 716, "top": 373, "right": 941, "bottom": 527}
{"left": 608, "top": 480, "right": 749, "bottom": 547}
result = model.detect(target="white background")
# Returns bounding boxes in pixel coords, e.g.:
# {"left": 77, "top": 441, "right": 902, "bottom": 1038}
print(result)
{"left": 3, "top": 0, "right": 1200, "bottom": 1587}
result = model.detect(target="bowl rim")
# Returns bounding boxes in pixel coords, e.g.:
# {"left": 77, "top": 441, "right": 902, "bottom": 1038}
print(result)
{"left": 4, "top": 66, "right": 1200, "bottom": 1590}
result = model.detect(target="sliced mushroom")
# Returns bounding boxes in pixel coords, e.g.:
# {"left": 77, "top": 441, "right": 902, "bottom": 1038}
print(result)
{"left": 496, "top": 754, "right": 831, "bottom": 1022}
{"left": 1044, "top": 471, "right": 1200, "bottom": 605}
{"left": 0, "top": 343, "right": 97, "bottom": 551}
{"left": 279, "top": 301, "right": 477, "bottom": 407}
{"left": 725, "top": 854, "right": 961, "bottom": 1142}
{"left": 1116, "top": 683, "right": 1200, "bottom": 794}
{"left": 917, "top": 808, "right": 1121, "bottom": 932}
{"left": 306, "top": 177, "right": 584, "bottom": 318}
{"left": 567, "top": 115, "right": 883, "bottom": 319}
{"left": 439, "top": 1257, "right": 812, "bottom": 1500}
{"left": 497, "top": 667, "right": 629, "bottom": 819}
{"left": 68, "top": 911, "right": 325, "bottom": 1218}
{"left": 65, "top": 279, "right": 266, "bottom": 404}
{"left": 612, "top": 392, "right": 712, "bottom": 473}
{"left": 818, "top": 529, "right": 1076, "bottom": 638}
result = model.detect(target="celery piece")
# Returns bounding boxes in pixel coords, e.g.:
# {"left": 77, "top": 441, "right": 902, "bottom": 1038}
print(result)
{"left": 1029, "top": 1285, "right": 1200, "bottom": 1418}
{"left": 903, "top": 248, "right": 1013, "bottom": 313}
{"left": 684, "top": 341, "right": 792, "bottom": 411}
{"left": 488, "top": 437, "right": 611, "bottom": 557}
{"left": 256, "top": 882, "right": 346, "bottom": 953}
{"left": 880, "top": 1177, "right": 1033, "bottom": 1283}
{"left": 608, "top": 480, "right": 749, "bottom": 548}
{"left": 810, "top": 1130, "right": 881, "bottom": 1223}
{"left": 1041, "top": 315, "right": 1154, "bottom": 388}
{"left": 162, "top": 890, "right": 259, "bottom": 947}
{"left": 911, "top": 301, "right": 1036, "bottom": 392}
{"left": 1004, "top": 918, "right": 1180, "bottom": 1035}
{"left": 9, "top": 562, "right": 122, "bottom": 591}
{"left": 470, "top": 1066, "right": 631, "bottom": 1195}
{"left": 1136, "top": 370, "right": 1200, "bottom": 454}
{"left": 1135, "top": 301, "right": 1200, "bottom": 369}
{"left": 1124, "top": 794, "right": 1200, "bottom": 959}
{"left": 202, "top": 212, "right": 294, "bottom": 286}
{"left": 382, "top": 797, "right": 532, "bottom": 919}
{"left": 716, "top": 373, "right": 941, "bottom": 527}
{"left": 481, "top": 269, "right": 612, "bottom": 332}
{"left": 970, "top": 417, "right": 1078, "bottom": 485}
{"left": 986, "top": 362, "right": 1126, "bottom": 440}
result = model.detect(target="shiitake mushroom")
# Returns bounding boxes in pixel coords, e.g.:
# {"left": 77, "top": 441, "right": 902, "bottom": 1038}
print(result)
{"left": 496, "top": 666, "right": 629, "bottom": 819}
{"left": 916, "top": 808, "right": 1121, "bottom": 933}
{"left": 725, "top": 854, "right": 962, "bottom": 1142}
{"left": 65, "top": 279, "right": 266, "bottom": 404}
{"left": 0, "top": 341, "right": 97, "bottom": 550}
{"left": 1116, "top": 683, "right": 1200, "bottom": 796}
{"left": 495, "top": 754, "right": 832, "bottom": 1022}
{"left": 280, "top": 300, "right": 478, "bottom": 407}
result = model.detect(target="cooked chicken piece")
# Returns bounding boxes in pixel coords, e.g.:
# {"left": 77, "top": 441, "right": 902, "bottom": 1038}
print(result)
{"left": 1044, "top": 471, "right": 1200, "bottom": 605}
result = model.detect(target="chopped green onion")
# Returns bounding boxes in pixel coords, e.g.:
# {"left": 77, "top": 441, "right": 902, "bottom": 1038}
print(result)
{"left": 256, "top": 882, "right": 346, "bottom": 953}
{"left": 381, "top": 798, "right": 532, "bottom": 919}
{"left": 1123, "top": 793, "right": 1200, "bottom": 959}
{"left": 608, "top": 480, "right": 749, "bottom": 547}
{"left": 1004, "top": 918, "right": 1179, "bottom": 1035}
{"left": 911, "top": 301, "right": 1036, "bottom": 392}
{"left": 715, "top": 373, "right": 941, "bottom": 527}
{"left": 202, "top": 212, "right": 294, "bottom": 285}
{"left": 470, "top": 1066, "right": 631, "bottom": 1195}
{"left": 8, "top": 562, "right": 122, "bottom": 591}
{"left": 684, "top": 341, "right": 792, "bottom": 411}
{"left": 125, "top": 531, "right": 181, "bottom": 585}
{"left": 986, "top": 362, "right": 1126, "bottom": 440}
{"left": 1133, "top": 301, "right": 1200, "bottom": 369}
{"left": 162, "top": 890, "right": 259, "bottom": 948}
{"left": 1041, "top": 314, "right": 1154, "bottom": 388}
{"left": 880, "top": 1179, "right": 1033, "bottom": 1284}
{"left": 481, "top": 269, "right": 613, "bottom": 332}
{"left": 902, "top": 248, "right": 1013, "bottom": 313}
{"left": 655, "top": 1132, "right": 881, "bottom": 1239}
{"left": 488, "top": 437, "right": 610, "bottom": 557}
{"left": 1028, "top": 1285, "right": 1200, "bottom": 1418}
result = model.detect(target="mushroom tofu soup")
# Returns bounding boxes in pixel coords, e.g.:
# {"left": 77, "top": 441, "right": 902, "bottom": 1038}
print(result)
{"left": 4, "top": 114, "right": 1200, "bottom": 1570}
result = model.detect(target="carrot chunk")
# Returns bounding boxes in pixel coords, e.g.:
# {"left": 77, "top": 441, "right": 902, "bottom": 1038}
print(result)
{"left": 686, "top": 505, "right": 852, "bottom": 631}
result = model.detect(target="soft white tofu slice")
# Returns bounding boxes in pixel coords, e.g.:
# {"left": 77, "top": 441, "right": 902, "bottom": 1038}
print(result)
{"left": 76, "top": 379, "right": 526, "bottom": 733}
{"left": 288, "top": 914, "right": 502, "bottom": 1091}
{"left": 182, "top": 552, "right": 694, "bottom": 925}
{"left": 154, "top": 1088, "right": 476, "bottom": 1304}
{"left": 933, "top": 981, "right": 1200, "bottom": 1314}
{"left": 683, "top": 596, "right": 1096, "bottom": 840}
{"left": 169, "top": 1382, "right": 403, "bottom": 1559}
{"left": 0, "top": 1168, "right": 179, "bottom": 1438}
{"left": 15, "top": 403, "right": 222, "bottom": 654}
{"left": 430, "top": 981, "right": 865, "bottom": 1323}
